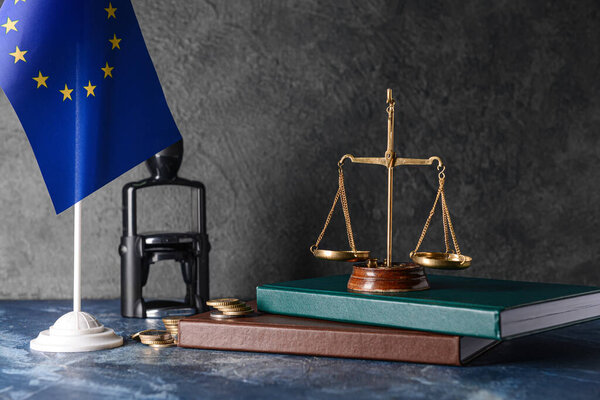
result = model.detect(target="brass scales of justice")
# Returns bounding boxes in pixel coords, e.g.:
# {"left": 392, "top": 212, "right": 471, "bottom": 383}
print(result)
{"left": 310, "top": 89, "right": 472, "bottom": 292}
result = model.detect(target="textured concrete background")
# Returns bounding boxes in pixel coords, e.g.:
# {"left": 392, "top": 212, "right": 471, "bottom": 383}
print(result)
{"left": 0, "top": 0, "right": 598, "bottom": 300}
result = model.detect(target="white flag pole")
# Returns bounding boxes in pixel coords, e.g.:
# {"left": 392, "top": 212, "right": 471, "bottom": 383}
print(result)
{"left": 73, "top": 201, "right": 82, "bottom": 330}
{"left": 29, "top": 199, "right": 123, "bottom": 352}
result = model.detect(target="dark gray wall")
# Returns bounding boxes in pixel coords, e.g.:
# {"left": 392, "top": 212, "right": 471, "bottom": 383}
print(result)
{"left": 0, "top": 0, "right": 599, "bottom": 300}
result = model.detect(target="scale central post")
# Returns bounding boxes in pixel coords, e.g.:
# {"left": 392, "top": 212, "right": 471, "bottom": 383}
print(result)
{"left": 385, "top": 89, "right": 395, "bottom": 268}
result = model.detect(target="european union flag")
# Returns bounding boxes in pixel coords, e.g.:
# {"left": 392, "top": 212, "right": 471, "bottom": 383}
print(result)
{"left": 0, "top": 0, "right": 182, "bottom": 213}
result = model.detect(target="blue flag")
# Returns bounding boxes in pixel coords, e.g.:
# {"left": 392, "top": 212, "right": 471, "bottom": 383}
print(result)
{"left": 0, "top": 0, "right": 182, "bottom": 213}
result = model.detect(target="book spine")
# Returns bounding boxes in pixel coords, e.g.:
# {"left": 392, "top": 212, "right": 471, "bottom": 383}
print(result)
{"left": 178, "top": 320, "right": 463, "bottom": 365}
{"left": 256, "top": 287, "right": 501, "bottom": 339}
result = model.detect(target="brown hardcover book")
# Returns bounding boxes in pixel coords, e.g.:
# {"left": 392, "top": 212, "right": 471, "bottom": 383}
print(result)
{"left": 178, "top": 302, "right": 497, "bottom": 366}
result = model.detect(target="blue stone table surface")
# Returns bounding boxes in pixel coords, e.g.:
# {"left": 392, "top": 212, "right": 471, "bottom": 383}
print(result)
{"left": 1, "top": 300, "right": 599, "bottom": 400}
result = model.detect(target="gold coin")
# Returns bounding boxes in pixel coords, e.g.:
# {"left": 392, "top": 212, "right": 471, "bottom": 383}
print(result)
{"left": 217, "top": 305, "right": 252, "bottom": 313}
{"left": 139, "top": 330, "right": 171, "bottom": 342}
{"left": 210, "top": 311, "right": 239, "bottom": 319}
{"left": 141, "top": 337, "right": 174, "bottom": 343}
{"left": 131, "top": 329, "right": 164, "bottom": 340}
{"left": 141, "top": 338, "right": 175, "bottom": 345}
{"left": 206, "top": 298, "right": 240, "bottom": 307}
{"left": 215, "top": 302, "right": 248, "bottom": 310}
{"left": 149, "top": 342, "right": 176, "bottom": 348}
{"left": 131, "top": 330, "right": 148, "bottom": 340}
{"left": 222, "top": 308, "right": 254, "bottom": 316}
{"left": 163, "top": 323, "right": 180, "bottom": 332}
{"left": 162, "top": 316, "right": 185, "bottom": 324}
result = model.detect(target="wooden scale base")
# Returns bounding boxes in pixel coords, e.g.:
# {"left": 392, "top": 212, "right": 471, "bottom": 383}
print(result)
{"left": 347, "top": 262, "right": 429, "bottom": 293}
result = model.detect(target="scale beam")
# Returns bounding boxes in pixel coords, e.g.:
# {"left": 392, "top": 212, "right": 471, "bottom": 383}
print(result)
{"left": 339, "top": 154, "right": 443, "bottom": 169}
{"left": 339, "top": 155, "right": 386, "bottom": 166}
{"left": 395, "top": 156, "right": 443, "bottom": 168}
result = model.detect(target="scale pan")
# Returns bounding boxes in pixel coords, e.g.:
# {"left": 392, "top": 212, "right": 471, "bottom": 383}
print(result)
{"left": 410, "top": 252, "right": 471, "bottom": 270}
{"left": 312, "top": 249, "right": 370, "bottom": 262}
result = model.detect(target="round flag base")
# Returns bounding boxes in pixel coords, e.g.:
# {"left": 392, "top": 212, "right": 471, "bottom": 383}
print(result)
{"left": 30, "top": 311, "right": 123, "bottom": 352}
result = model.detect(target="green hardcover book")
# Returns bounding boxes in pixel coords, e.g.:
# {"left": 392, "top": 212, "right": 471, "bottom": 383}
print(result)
{"left": 256, "top": 274, "right": 600, "bottom": 340}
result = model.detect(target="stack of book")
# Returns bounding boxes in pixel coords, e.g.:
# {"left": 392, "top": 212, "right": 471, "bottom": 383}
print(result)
{"left": 178, "top": 274, "right": 600, "bottom": 365}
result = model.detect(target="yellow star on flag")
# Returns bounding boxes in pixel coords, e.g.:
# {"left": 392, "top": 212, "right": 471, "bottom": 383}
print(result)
{"left": 101, "top": 62, "right": 114, "bottom": 78}
{"left": 60, "top": 84, "right": 73, "bottom": 101}
{"left": 9, "top": 46, "right": 26, "bottom": 63}
{"left": 109, "top": 34, "right": 121, "bottom": 50}
{"left": 105, "top": 3, "right": 117, "bottom": 19}
{"left": 1, "top": 17, "right": 18, "bottom": 34}
{"left": 84, "top": 81, "right": 96, "bottom": 97}
{"left": 32, "top": 71, "right": 49, "bottom": 88}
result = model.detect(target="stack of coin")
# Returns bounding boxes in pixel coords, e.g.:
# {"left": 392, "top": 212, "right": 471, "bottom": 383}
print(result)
{"left": 162, "top": 316, "right": 184, "bottom": 340}
{"left": 131, "top": 329, "right": 175, "bottom": 348}
{"left": 207, "top": 298, "right": 254, "bottom": 319}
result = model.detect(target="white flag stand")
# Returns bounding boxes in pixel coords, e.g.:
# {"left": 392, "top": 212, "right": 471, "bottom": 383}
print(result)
{"left": 30, "top": 201, "right": 123, "bottom": 352}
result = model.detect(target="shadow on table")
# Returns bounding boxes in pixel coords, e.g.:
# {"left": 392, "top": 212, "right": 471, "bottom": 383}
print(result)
{"left": 470, "top": 323, "right": 600, "bottom": 368}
